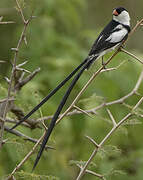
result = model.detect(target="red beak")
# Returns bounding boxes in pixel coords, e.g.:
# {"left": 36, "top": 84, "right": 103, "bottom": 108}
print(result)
{"left": 112, "top": 9, "right": 119, "bottom": 16}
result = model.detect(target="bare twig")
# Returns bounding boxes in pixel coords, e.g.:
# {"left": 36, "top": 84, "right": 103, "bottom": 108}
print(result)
{"left": 0, "top": 16, "right": 14, "bottom": 24}
{"left": 76, "top": 148, "right": 99, "bottom": 180}
{"left": 35, "top": 69, "right": 143, "bottom": 126}
{"left": 132, "top": 97, "right": 143, "bottom": 111}
{"left": 121, "top": 48, "right": 143, "bottom": 65}
{"left": 85, "top": 135, "right": 99, "bottom": 148}
{"left": 76, "top": 164, "right": 106, "bottom": 180}
{"left": 85, "top": 169, "right": 106, "bottom": 180}
{"left": 101, "top": 60, "right": 126, "bottom": 73}
{"left": 8, "top": 132, "right": 45, "bottom": 178}
{"left": 0, "top": 98, "right": 15, "bottom": 103}
{"left": 4, "top": 125, "right": 54, "bottom": 149}
{"left": 76, "top": 113, "right": 132, "bottom": 179}
{"left": 0, "top": 0, "right": 34, "bottom": 147}
{"left": 106, "top": 109, "right": 117, "bottom": 127}
{"left": 0, "top": 60, "right": 6, "bottom": 63}
{"left": 76, "top": 94, "right": 143, "bottom": 180}
{"left": 15, "top": 0, "right": 26, "bottom": 23}
{"left": 73, "top": 105, "right": 93, "bottom": 118}
{"left": 14, "top": 68, "right": 40, "bottom": 91}
{"left": 0, "top": 21, "right": 15, "bottom": 24}
{"left": 128, "top": 19, "right": 143, "bottom": 37}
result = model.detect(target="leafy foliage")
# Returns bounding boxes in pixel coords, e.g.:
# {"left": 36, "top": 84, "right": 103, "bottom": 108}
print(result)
{"left": 0, "top": 1, "right": 143, "bottom": 180}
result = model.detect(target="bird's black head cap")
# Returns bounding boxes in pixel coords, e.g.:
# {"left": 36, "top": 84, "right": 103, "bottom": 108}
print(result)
{"left": 115, "top": 7, "right": 127, "bottom": 14}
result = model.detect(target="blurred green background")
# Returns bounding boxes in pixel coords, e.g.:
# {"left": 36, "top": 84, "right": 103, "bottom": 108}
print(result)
{"left": 0, "top": 0, "right": 143, "bottom": 180}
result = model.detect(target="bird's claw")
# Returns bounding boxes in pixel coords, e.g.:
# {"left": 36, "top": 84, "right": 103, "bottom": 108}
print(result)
{"left": 119, "top": 43, "right": 126, "bottom": 50}
{"left": 102, "top": 56, "right": 106, "bottom": 69}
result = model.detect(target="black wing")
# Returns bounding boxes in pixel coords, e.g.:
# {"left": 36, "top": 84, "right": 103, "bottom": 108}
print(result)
{"left": 89, "top": 20, "right": 125, "bottom": 56}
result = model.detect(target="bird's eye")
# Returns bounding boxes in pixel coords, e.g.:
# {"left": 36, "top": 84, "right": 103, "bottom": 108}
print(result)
{"left": 116, "top": 9, "right": 121, "bottom": 14}
{"left": 115, "top": 7, "right": 126, "bottom": 15}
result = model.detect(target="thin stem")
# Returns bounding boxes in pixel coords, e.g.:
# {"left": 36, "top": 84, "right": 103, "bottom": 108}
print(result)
{"left": 9, "top": 132, "right": 45, "bottom": 177}
{"left": 0, "top": 0, "right": 32, "bottom": 147}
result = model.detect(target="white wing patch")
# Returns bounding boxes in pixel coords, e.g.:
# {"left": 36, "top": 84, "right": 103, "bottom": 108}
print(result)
{"left": 106, "top": 27, "right": 128, "bottom": 43}
{"left": 113, "top": 24, "right": 123, "bottom": 30}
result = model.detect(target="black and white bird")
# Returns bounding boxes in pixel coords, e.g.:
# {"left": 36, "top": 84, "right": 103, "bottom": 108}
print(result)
{"left": 86, "top": 7, "right": 131, "bottom": 69}
{"left": 11, "top": 7, "right": 131, "bottom": 170}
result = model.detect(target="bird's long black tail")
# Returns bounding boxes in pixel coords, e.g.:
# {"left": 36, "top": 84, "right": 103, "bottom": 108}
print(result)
{"left": 32, "top": 59, "right": 95, "bottom": 171}
{"left": 10, "top": 58, "right": 88, "bottom": 130}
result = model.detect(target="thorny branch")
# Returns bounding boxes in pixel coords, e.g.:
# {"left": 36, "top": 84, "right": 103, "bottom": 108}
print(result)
{"left": 0, "top": 1, "right": 26, "bottom": 147}
{"left": 0, "top": 0, "right": 39, "bottom": 147}
{"left": 6, "top": 17, "right": 143, "bottom": 179}
{"left": 0, "top": 2, "right": 143, "bottom": 179}
{"left": 7, "top": 132, "right": 46, "bottom": 180}
{"left": 76, "top": 96, "right": 142, "bottom": 180}
{"left": 0, "top": 16, "right": 14, "bottom": 24}
{"left": 74, "top": 19, "right": 143, "bottom": 180}
{"left": 35, "top": 68, "right": 143, "bottom": 124}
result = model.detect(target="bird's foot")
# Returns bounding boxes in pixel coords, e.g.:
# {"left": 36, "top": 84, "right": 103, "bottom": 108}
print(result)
{"left": 119, "top": 43, "right": 126, "bottom": 50}
{"left": 102, "top": 56, "right": 106, "bottom": 69}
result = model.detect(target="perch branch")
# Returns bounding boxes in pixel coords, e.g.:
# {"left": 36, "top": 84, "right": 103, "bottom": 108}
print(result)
{"left": 76, "top": 96, "right": 142, "bottom": 180}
